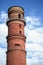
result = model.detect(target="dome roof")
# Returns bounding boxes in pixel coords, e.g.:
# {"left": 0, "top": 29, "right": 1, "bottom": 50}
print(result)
{"left": 8, "top": 6, "right": 24, "bottom": 13}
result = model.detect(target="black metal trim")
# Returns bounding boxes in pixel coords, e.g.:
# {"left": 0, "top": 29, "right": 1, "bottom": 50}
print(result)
{"left": 6, "top": 34, "right": 26, "bottom": 38}
{"left": 6, "top": 34, "right": 26, "bottom": 42}
{"left": 6, "top": 48, "right": 26, "bottom": 54}
{"left": 6, "top": 18, "right": 26, "bottom": 26}
{"left": 8, "top": 6, "right": 24, "bottom": 12}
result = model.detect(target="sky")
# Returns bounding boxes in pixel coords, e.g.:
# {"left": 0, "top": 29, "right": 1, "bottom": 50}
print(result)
{"left": 0, "top": 0, "right": 43, "bottom": 65}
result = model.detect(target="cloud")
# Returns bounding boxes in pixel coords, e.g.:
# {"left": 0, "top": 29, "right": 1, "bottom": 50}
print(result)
{"left": 25, "top": 26, "right": 43, "bottom": 46}
{"left": 26, "top": 51, "right": 43, "bottom": 65}
{"left": 0, "top": 11, "right": 8, "bottom": 24}
{"left": 25, "top": 15, "right": 43, "bottom": 65}
{"left": 25, "top": 16, "right": 42, "bottom": 29}
{"left": 0, "top": 23, "right": 8, "bottom": 48}
{"left": 0, "top": 11, "right": 8, "bottom": 65}
{"left": 0, "top": 23, "right": 7, "bottom": 65}
{"left": 0, "top": 47, "right": 6, "bottom": 65}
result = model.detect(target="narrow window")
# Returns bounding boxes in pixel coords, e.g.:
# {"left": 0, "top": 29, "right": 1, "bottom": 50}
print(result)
{"left": 18, "top": 14, "right": 21, "bottom": 18}
{"left": 15, "top": 44, "right": 20, "bottom": 46}
{"left": 19, "top": 24, "right": 21, "bottom": 28}
{"left": 19, "top": 31, "right": 21, "bottom": 34}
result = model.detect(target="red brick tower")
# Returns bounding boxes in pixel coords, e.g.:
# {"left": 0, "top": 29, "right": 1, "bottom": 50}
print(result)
{"left": 6, "top": 6, "right": 26, "bottom": 65}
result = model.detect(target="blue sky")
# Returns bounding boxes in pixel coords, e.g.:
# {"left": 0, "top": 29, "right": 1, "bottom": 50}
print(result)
{"left": 0, "top": 0, "right": 43, "bottom": 65}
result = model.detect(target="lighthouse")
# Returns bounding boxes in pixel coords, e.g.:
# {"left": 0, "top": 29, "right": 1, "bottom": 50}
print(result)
{"left": 6, "top": 6, "right": 26, "bottom": 65}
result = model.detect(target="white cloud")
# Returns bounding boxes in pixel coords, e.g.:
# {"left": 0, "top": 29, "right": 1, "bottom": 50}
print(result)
{"left": 0, "top": 11, "right": 8, "bottom": 23}
{"left": 25, "top": 16, "right": 43, "bottom": 65}
{"left": 0, "top": 23, "right": 8, "bottom": 48}
{"left": 26, "top": 43, "right": 43, "bottom": 52}
{"left": 0, "top": 23, "right": 8, "bottom": 36}
{"left": 27, "top": 51, "right": 43, "bottom": 65}
{"left": 36, "top": 27, "right": 43, "bottom": 33}
{"left": 25, "top": 16, "right": 40, "bottom": 25}
{"left": 0, "top": 47, "right": 6, "bottom": 65}
{"left": 25, "top": 26, "right": 43, "bottom": 45}
{"left": 0, "top": 24, "right": 7, "bottom": 65}
{"left": 25, "top": 16, "right": 41, "bottom": 29}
